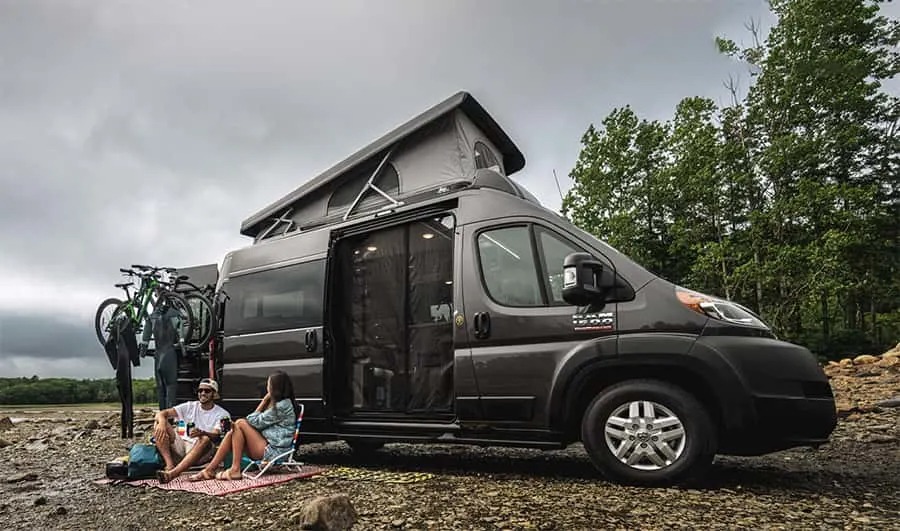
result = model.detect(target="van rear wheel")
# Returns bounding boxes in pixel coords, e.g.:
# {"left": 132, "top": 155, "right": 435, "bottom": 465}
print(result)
{"left": 581, "top": 379, "right": 716, "bottom": 486}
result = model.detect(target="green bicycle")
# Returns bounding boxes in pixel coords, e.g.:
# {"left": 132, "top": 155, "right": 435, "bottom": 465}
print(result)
{"left": 94, "top": 264, "right": 195, "bottom": 347}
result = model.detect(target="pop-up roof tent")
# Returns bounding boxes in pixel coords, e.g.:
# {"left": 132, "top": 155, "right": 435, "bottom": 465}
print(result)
{"left": 240, "top": 91, "right": 531, "bottom": 242}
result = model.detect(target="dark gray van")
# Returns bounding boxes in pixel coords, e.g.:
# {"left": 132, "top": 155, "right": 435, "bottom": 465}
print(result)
{"left": 178, "top": 92, "right": 837, "bottom": 486}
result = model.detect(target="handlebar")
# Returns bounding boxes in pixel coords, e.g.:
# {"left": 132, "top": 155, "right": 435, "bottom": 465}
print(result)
{"left": 117, "top": 265, "right": 177, "bottom": 286}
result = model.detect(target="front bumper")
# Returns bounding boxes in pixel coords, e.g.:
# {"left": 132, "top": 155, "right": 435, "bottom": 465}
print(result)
{"left": 739, "top": 394, "right": 837, "bottom": 453}
{"left": 694, "top": 334, "right": 838, "bottom": 455}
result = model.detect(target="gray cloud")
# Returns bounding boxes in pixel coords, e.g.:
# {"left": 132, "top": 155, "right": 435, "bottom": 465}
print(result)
{"left": 0, "top": 313, "right": 98, "bottom": 360}
{"left": 8, "top": 0, "right": 888, "bottom": 377}
{"left": 0, "top": 311, "right": 155, "bottom": 379}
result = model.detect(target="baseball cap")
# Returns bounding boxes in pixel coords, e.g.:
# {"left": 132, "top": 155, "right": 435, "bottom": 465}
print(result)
{"left": 198, "top": 378, "right": 219, "bottom": 393}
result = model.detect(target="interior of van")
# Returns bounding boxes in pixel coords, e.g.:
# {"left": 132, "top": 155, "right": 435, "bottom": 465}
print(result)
{"left": 330, "top": 213, "right": 456, "bottom": 417}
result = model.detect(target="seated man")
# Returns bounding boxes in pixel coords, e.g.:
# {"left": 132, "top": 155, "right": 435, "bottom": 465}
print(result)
{"left": 152, "top": 378, "right": 230, "bottom": 483}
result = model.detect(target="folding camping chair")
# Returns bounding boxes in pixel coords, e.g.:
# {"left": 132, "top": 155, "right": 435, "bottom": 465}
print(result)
{"left": 242, "top": 404, "right": 305, "bottom": 479}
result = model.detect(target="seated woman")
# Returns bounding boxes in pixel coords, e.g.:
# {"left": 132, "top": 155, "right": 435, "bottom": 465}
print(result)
{"left": 189, "top": 370, "right": 299, "bottom": 481}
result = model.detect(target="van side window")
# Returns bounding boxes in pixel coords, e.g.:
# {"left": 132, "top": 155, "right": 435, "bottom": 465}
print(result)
{"left": 223, "top": 259, "right": 326, "bottom": 335}
{"left": 536, "top": 227, "right": 585, "bottom": 305}
{"left": 477, "top": 224, "right": 612, "bottom": 307}
{"left": 477, "top": 226, "right": 543, "bottom": 307}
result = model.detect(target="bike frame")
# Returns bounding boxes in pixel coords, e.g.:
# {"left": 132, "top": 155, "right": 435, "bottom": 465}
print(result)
{"left": 116, "top": 272, "right": 165, "bottom": 333}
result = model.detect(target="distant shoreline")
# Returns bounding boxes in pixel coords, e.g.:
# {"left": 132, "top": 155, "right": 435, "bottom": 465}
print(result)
{"left": 0, "top": 402, "right": 155, "bottom": 411}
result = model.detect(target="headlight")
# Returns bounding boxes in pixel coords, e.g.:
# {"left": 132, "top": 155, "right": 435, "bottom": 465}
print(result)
{"left": 675, "top": 287, "right": 770, "bottom": 329}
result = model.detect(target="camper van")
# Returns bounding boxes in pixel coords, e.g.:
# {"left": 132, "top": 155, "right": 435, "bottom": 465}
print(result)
{"left": 176, "top": 92, "right": 837, "bottom": 486}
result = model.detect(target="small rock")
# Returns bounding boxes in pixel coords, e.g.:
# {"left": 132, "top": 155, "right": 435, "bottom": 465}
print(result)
{"left": 34, "top": 496, "right": 47, "bottom": 506}
{"left": 0, "top": 438, "right": 11, "bottom": 448}
{"left": 293, "top": 493, "right": 358, "bottom": 531}
{"left": 7, "top": 472, "right": 38, "bottom": 483}
{"left": 854, "top": 354, "right": 879, "bottom": 364}
{"left": 0, "top": 417, "right": 12, "bottom": 430}
{"left": 865, "top": 434, "right": 897, "bottom": 444}
{"left": 839, "top": 358, "right": 853, "bottom": 366}
{"left": 53, "top": 506, "right": 67, "bottom": 516}
{"left": 876, "top": 356, "right": 899, "bottom": 367}
{"left": 24, "top": 440, "right": 49, "bottom": 452}
{"left": 875, "top": 397, "right": 900, "bottom": 408}
{"left": 392, "top": 519, "right": 406, "bottom": 528}
{"left": 84, "top": 420, "right": 100, "bottom": 430}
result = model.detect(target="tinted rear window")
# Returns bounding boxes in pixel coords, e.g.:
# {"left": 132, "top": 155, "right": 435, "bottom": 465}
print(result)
{"left": 223, "top": 259, "right": 325, "bottom": 335}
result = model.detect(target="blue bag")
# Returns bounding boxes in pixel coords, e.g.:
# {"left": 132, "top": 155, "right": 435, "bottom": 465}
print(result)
{"left": 127, "top": 443, "right": 162, "bottom": 479}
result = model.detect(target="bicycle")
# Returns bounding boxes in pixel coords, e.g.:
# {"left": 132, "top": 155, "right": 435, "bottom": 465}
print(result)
{"left": 169, "top": 273, "right": 221, "bottom": 351}
{"left": 94, "top": 264, "right": 195, "bottom": 347}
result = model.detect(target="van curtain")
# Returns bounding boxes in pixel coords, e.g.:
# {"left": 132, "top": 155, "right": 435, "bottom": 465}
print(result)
{"left": 407, "top": 219, "right": 454, "bottom": 411}
{"left": 338, "top": 219, "right": 454, "bottom": 412}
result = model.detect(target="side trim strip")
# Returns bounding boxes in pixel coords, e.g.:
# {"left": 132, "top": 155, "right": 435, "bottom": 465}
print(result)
{"left": 225, "top": 359, "right": 322, "bottom": 369}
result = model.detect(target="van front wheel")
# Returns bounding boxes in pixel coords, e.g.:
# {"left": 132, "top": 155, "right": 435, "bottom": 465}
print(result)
{"left": 581, "top": 379, "right": 716, "bottom": 486}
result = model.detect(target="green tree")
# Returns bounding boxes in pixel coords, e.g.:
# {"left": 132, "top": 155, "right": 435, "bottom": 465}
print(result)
{"left": 564, "top": 0, "right": 899, "bottom": 358}
{"left": 719, "top": 0, "right": 900, "bottom": 351}
{"left": 562, "top": 107, "right": 675, "bottom": 279}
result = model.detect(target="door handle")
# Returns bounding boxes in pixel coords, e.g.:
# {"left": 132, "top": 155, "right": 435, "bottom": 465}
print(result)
{"left": 473, "top": 312, "right": 491, "bottom": 339}
{"left": 305, "top": 330, "right": 318, "bottom": 352}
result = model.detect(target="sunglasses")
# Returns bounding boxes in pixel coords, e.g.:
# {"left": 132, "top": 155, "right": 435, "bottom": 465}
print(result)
{"left": 198, "top": 388, "right": 214, "bottom": 394}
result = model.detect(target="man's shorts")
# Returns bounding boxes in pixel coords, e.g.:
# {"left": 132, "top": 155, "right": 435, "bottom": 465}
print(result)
{"left": 171, "top": 436, "right": 215, "bottom": 464}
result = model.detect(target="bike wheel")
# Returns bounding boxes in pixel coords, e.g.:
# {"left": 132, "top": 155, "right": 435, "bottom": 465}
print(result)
{"left": 158, "top": 291, "right": 195, "bottom": 346}
{"left": 184, "top": 293, "right": 215, "bottom": 350}
{"left": 95, "top": 297, "right": 125, "bottom": 345}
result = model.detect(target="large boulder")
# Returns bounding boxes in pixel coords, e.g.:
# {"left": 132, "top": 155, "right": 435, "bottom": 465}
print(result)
{"left": 292, "top": 494, "right": 358, "bottom": 530}
{"left": 0, "top": 417, "right": 13, "bottom": 431}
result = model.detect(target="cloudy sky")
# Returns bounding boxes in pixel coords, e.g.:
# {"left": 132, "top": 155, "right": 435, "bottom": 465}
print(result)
{"left": 1, "top": 0, "right": 894, "bottom": 380}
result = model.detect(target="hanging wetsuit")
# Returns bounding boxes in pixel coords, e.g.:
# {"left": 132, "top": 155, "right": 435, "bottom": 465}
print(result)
{"left": 140, "top": 301, "right": 184, "bottom": 411}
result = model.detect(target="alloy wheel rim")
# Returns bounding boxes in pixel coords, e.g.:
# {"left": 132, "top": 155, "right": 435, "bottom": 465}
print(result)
{"left": 603, "top": 400, "right": 686, "bottom": 471}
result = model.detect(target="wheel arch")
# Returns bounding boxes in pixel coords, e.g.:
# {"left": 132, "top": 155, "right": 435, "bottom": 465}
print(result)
{"left": 548, "top": 334, "right": 746, "bottom": 444}
{"left": 559, "top": 361, "right": 726, "bottom": 444}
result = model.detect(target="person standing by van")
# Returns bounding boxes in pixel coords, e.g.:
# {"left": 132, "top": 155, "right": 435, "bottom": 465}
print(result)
{"left": 139, "top": 297, "right": 184, "bottom": 410}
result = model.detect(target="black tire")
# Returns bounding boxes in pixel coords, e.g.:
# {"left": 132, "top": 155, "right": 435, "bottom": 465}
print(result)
{"left": 157, "top": 291, "right": 195, "bottom": 346}
{"left": 95, "top": 297, "right": 125, "bottom": 345}
{"left": 581, "top": 379, "right": 717, "bottom": 486}
{"left": 183, "top": 293, "right": 214, "bottom": 350}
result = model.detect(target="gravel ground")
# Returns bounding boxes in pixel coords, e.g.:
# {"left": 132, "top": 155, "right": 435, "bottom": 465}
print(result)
{"left": 0, "top": 360, "right": 897, "bottom": 530}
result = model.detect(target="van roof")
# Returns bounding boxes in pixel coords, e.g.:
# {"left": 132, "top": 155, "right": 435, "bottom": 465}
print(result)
{"left": 240, "top": 91, "right": 525, "bottom": 237}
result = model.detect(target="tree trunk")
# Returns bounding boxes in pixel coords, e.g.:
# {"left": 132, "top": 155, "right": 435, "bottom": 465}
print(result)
{"left": 754, "top": 249, "right": 763, "bottom": 312}
{"left": 821, "top": 289, "right": 830, "bottom": 342}
{"left": 871, "top": 294, "right": 877, "bottom": 340}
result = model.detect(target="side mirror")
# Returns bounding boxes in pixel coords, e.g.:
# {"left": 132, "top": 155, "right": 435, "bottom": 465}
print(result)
{"left": 562, "top": 252, "right": 613, "bottom": 306}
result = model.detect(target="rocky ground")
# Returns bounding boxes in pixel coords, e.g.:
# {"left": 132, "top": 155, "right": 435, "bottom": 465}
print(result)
{"left": 1, "top": 347, "right": 898, "bottom": 530}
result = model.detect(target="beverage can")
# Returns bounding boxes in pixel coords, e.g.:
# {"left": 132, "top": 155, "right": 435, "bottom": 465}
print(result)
{"left": 220, "top": 416, "right": 232, "bottom": 434}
